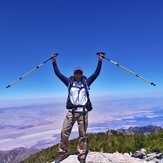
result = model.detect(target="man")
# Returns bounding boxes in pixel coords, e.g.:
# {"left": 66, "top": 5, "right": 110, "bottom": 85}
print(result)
{"left": 51, "top": 53, "right": 104, "bottom": 163}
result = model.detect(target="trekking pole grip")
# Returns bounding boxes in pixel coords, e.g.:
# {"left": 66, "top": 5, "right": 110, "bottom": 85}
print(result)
{"left": 51, "top": 53, "right": 59, "bottom": 58}
{"left": 96, "top": 52, "right": 106, "bottom": 56}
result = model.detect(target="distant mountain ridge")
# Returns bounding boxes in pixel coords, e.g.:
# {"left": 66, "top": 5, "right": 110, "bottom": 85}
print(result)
{"left": 116, "top": 125, "right": 162, "bottom": 135}
{"left": 0, "top": 125, "right": 162, "bottom": 163}
{"left": 0, "top": 147, "right": 39, "bottom": 163}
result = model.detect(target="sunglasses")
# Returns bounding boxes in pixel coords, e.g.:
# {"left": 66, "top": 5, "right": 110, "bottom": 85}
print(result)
{"left": 75, "top": 71, "right": 83, "bottom": 74}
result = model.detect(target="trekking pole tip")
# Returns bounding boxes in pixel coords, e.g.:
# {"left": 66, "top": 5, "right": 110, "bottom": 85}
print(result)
{"left": 151, "top": 82, "right": 156, "bottom": 86}
{"left": 6, "top": 85, "right": 10, "bottom": 88}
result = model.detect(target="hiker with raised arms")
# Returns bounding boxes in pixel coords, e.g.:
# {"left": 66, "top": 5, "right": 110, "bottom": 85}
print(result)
{"left": 51, "top": 53, "right": 104, "bottom": 163}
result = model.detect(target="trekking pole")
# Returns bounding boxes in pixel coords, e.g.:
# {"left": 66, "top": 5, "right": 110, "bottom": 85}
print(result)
{"left": 97, "top": 52, "right": 156, "bottom": 86}
{"left": 6, "top": 53, "right": 58, "bottom": 88}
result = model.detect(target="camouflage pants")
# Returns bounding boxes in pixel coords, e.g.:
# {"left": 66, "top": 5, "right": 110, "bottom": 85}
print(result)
{"left": 58, "top": 111, "right": 88, "bottom": 155}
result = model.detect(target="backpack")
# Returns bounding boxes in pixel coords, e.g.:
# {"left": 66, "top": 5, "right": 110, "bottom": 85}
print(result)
{"left": 66, "top": 76, "right": 93, "bottom": 111}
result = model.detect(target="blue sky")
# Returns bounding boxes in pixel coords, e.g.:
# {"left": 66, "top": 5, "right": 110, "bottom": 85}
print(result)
{"left": 0, "top": 0, "right": 163, "bottom": 105}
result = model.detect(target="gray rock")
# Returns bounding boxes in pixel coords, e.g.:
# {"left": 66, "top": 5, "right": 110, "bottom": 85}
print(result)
{"left": 51, "top": 151, "right": 155, "bottom": 163}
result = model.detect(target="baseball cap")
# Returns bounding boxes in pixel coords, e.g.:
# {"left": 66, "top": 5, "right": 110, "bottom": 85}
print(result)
{"left": 74, "top": 67, "right": 83, "bottom": 74}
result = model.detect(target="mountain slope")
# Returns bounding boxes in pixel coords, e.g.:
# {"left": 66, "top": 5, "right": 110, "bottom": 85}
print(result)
{"left": 0, "top": 147, "right": 39, "bottom": 163}
{"left": 22, "top": 126, "right": 163, "bottom": 163}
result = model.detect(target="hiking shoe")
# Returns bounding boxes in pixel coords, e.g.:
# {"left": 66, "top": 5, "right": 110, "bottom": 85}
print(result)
{"left": 79, "top": 158, "right": 86, "bottom": 163}
{"left": 78, "top": 154, "right": 86, "bottom": 163}
{"left": 55, "top": 153, "right": 68, "bottom": 163}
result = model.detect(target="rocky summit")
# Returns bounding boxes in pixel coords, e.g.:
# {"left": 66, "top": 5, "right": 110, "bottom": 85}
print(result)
{"left": 52, "top": 151, "right": 163, "bottom": 163}
{"left": 1, "top": 126, "right": 163, "bottom": 163}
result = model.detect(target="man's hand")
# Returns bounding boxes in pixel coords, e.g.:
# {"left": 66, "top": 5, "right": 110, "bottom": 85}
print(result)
{"left": 98, "top": 53, "right": 105, "bottom": 61}
{"left": 51, "top": 54, "right": 58, "bottom": 62}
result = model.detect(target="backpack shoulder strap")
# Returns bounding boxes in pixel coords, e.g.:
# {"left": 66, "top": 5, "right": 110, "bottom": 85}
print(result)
{"left": 68, "top": 76, "right": 75, "bottom": 93}
{"left": 68, "top": 75, "right": 90, "bottom": 97}
{"left": 82, "top": 76, "right": 90, "bottom": 97}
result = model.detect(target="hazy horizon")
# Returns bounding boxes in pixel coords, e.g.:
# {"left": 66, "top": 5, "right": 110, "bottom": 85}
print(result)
{"left": 0, "top": 95, "right": 162, "bottom": 151}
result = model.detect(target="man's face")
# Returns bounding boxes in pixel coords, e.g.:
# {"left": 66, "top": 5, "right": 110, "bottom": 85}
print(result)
{"left": 74, "top": 70, "right": 83, "bottom": 82}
